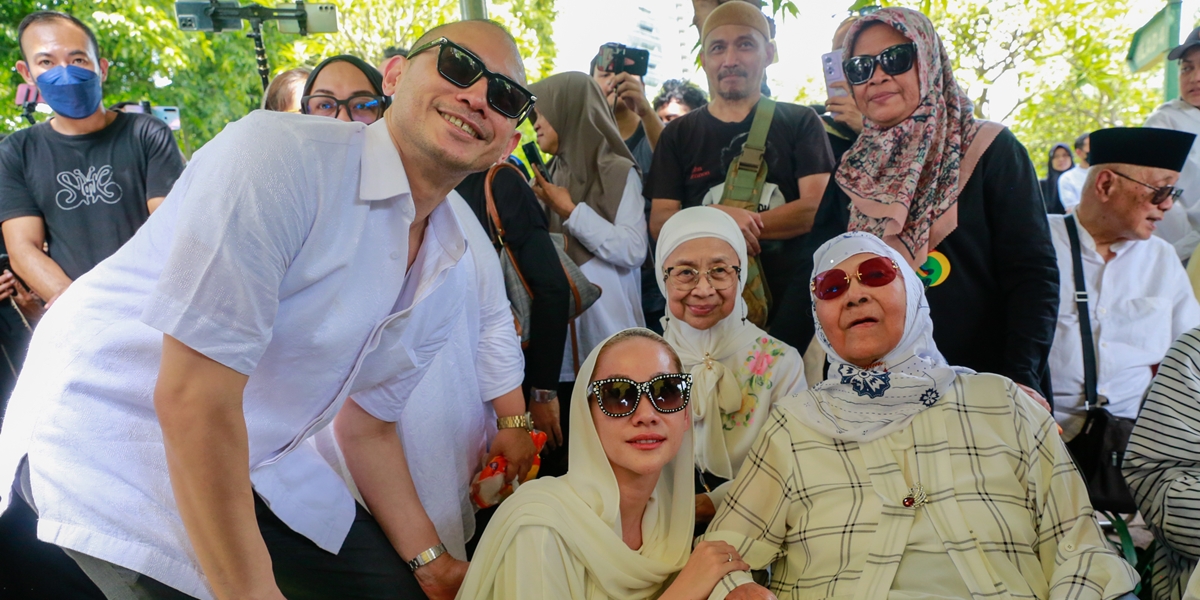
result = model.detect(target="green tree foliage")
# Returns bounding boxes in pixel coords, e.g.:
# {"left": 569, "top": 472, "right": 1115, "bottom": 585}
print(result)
{"left": 1, "top": 0, "right": 558, "bottom": 151}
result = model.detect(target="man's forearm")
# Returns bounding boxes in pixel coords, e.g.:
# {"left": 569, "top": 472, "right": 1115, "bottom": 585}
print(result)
{"left": 148, "top": 196, "right": 166, "bottom": 214}
{"left": 650, "top": 199, "right": 682, "bottom": 239}
{"left": 335, "top": 398, "right": 441, "bottom": 560}
{"left": 11, "top": 245, "right": 71, "bottom": 303}
{"left": 154, "top": 335, "right": 278, "bottom": 600}
{"left": 642, "top": 112, "right": 665, "bottom": 150}
{"left": 759, "top": 198, "right": 818, "bottom": 240}
{"left": 492, "top": 386, "right": 526, "bottom": 417}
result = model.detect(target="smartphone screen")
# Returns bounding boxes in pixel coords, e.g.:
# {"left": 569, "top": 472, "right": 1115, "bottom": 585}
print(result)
{"left": 822, "top": 50, "right": 848, "bottom": 98}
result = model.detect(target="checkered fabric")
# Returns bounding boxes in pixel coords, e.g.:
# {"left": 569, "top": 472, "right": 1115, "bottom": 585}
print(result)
{"left": 704, "top": 373, "right": 1138, "bottom": 600}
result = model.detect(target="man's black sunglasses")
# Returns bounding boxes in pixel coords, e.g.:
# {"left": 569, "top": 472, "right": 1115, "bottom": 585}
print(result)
{"left": 1109, "top": 169, "right": 1185, "bottom": 206}
{"left": 843, "top": 42, "right": 918, "bottom": 86}
{"left": 407, "top": 37, "right": 536, "bottom": 121}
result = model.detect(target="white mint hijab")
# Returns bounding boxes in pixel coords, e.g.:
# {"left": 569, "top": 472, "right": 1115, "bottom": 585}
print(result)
{"left": 656, "top": 207, "right": 763, "bottom": 479}
{"left": 456, "top": 329, "right": 694, "bottom": 600}
{"left": 782, "top": 232, "right": 966, "bottom": 442}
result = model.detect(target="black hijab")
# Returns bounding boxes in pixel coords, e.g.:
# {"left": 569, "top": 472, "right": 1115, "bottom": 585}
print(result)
{"left": 301, "top": 54, "right": 391, "bottom": 112}
{"left": 1041, "top": 142, "right": 1073, "bottom": 214}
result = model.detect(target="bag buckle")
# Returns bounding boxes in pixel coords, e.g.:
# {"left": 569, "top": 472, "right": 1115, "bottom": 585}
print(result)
{"left": 1074, "top": 291, "right": 1089, "bottom": 303}
{"left": 738, "top": 147, "right": 764, "bottom": 171}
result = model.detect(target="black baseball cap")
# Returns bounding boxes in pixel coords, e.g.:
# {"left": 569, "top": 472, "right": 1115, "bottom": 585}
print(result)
{"left": 1169, "top": 26, "right": 1200, "bottom": 60}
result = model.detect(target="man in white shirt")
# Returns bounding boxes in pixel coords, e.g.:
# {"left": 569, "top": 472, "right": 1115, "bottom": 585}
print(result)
{"left": 0, "top": 19, "right": 536, "bottom": 600}
{"left": 1146, "top": 26, "right": 1200, "bottom": 262}
{"left": 1048, "top": 127, "right": 1200, "bottom": 440}
{"left": 1057, "top": 132, "right": 1091, "bottom": 212}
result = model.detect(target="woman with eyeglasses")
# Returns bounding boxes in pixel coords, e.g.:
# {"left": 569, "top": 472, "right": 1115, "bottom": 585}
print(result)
{"left": 300, "top": 55, "right": 390, "bottom": 124}
{"left": 525, "top": 72, "right": 649, "bottom": 474}
{"left": 703, "top": 232, "right": 1137, "bottom": 600}
{"left": 835, "top": 8, "right": 1059, "bottom": 412}
{"left": 655, "top": 207, "right": 806, "bottom": 529}
{"left": 458, "top": 328, "right": 752, "bottom": 600}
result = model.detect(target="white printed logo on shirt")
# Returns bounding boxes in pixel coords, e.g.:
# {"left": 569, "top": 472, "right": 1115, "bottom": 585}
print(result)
{"left": 55, "top": 165, "right": 123, "bottom": 210}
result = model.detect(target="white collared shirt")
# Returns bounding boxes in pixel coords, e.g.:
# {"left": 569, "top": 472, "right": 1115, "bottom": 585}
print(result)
{"left": 0, "top": 111, "right": 522, "bottom": 599}
{"left": 1047, "top": 214, "right": 1200, "bottom": 438}
{"left": 1057, "top": 165, "right": 1089, "bottom": 212}
{"left": 1146, "top": 98, "right": 1200, "bottom": 260}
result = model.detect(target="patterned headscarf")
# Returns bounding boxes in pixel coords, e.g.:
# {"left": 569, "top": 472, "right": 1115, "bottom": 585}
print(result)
{"left": 836, "top": 8, "right": 981, "bottom": 268}
{"left": 779, "top": 232, "right": 968, "bottom": 443}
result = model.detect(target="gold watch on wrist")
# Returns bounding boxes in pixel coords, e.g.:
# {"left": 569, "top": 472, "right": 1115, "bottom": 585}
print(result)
{"left": 496, "top": 411, "right": 533, "bottom": 432}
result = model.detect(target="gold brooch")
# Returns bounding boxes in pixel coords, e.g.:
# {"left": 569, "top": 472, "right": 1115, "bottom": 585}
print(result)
{"left": 903, "top": 483, "right": 927, "bottom": 508}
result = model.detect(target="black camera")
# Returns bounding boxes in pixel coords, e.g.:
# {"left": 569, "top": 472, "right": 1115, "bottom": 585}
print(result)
{"left": 597, "top": 43, "right": 650, "bottom": 78}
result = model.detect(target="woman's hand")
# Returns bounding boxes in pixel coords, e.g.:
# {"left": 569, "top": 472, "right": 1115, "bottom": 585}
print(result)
{"left": 825, "top": 82, "right": 864, "bottom": 134}
{"left": 660, "top": 541, "right": 749, "bottom": 600}
{"left": 413, "top": 553, "right": 469, "bottom": 600}
{"left": 531, "top": 169, "right": 575, "bottom": 219}
{"left": 695, "top": 493, "right": 717, "bottom": 525}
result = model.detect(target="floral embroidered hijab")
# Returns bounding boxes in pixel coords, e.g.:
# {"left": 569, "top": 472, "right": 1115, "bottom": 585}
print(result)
{"left": 836, "top": 8, "right": 987, "bottom": 268}
{"left": 780, "top": 232, "right": 966, "bottom": 443}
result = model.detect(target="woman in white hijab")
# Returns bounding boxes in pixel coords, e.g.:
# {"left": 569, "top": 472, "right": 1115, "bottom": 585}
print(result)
{"left": 458, "top": 328, "right": 749, "bottom": 599}
{"left": 704, "top": 232, "right": 1138, "bottom": 600}
{"left": 655, "top": 207, "right": 807, "bottom": 525}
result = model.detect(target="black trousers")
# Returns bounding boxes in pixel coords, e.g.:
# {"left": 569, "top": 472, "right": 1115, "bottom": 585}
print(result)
{"left": 2, "top": 486, "right": 426, "bottom": 600}
{"left": 0, "top": 482, "right": 106, "bottom": 599}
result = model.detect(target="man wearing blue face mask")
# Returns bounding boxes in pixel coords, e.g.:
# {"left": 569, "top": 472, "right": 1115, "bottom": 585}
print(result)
{"left": 0, "top": 11, "right": 185, "bottom": 310}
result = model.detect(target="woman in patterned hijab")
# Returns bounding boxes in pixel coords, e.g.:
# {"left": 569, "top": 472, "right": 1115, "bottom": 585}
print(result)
{"left": 832, "top": 7, "right": 1059, "bottom": 407}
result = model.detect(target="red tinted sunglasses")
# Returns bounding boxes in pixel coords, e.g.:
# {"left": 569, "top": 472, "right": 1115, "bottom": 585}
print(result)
{"left": 810, "top": 256, "right": 900, "bottom": 300}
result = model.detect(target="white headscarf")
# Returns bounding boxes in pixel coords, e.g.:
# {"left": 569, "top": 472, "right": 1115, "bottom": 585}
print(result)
{"left": 780, "top": 232, "right": 967, "bottom": 442}
{"left": 655, "top": 207, "right": 764, "bottom": 479}
{"left": 456, "top": 329, "right": 694, "bottom": 600}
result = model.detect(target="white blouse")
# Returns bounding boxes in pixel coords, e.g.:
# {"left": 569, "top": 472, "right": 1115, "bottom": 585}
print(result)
{"left": 559, "top": 168, "right": 648, "bottom": 380}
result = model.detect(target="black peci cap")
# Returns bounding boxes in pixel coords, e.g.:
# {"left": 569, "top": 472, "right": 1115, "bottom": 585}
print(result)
{"left": 1169, "top": 26, "right": 1200, "bottom": 60}
{"left": 1090, "top": 127, "right": 1196, "bottom": 173}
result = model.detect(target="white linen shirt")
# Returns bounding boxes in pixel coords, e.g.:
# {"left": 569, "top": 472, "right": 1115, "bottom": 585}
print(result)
{"left": 559, "top": 168, "right": 647, "bottom": 380}
{"left": 0, "top": 111, "right": 522, "bottom": 599}
{"left": 1047, "top": 214, "right": 1200, "bottom": 438}
{"left": 1058, "top": 165, "right": 1089, "bottom": 212}
{"left": 1146, "top": 99, "right": 1200, "bottom": 261}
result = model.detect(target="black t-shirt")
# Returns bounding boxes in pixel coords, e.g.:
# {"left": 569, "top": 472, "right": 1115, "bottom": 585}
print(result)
{"left": 0, "top": 112, "right": 185, "bottom": 279}
{"left": 644, "top": 101, "right": 835, "bottom": 323}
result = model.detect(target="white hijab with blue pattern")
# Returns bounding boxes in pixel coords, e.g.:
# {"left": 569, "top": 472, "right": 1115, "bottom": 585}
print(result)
{"left": 784, "top": 232, "right": 967, "bottom": 443}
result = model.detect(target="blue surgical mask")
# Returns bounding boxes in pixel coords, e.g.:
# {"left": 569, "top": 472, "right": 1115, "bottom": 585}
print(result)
{"left": 36, "top": 65, "right": 103, "bottom": 120}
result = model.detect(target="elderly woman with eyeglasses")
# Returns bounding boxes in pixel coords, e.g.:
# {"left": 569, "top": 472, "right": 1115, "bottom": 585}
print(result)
{"left": 655, "top": 207, "right": 806, "bottom": 527}
{"left": 835, "top": 7, "right": 1059, "bottom": 411}
{"left": 457, "top": 328, "right": 752, "bottom": 600}
{"left": 703, "top": 232, "right": 1138, "bottom": 600}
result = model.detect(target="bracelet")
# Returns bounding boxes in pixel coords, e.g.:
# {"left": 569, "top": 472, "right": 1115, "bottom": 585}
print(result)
{"left": 530, "top": 389, "right": 558, "bottom": 404}
{"left": 407, "top": 542, "right": 447, "bottom": 571}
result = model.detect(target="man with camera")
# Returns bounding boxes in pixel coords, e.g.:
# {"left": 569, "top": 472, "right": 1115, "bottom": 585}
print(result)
{"left": 0, "top": 11, "right": 185, "bottom": 309}
{"left": 590, "top": 43, "right": 664, "bottom": 174}
{"left": 0, "top": 18, "right": 536, "bottom": 600}
{"left": 646, "top": 2, "right": 834, "bottom": 331}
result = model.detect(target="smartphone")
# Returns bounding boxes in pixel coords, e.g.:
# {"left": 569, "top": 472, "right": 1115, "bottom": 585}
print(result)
{"left": 152, "top": 106, "right": 182, "bottom": 131}
{"left": 0, "top": 254, "right": 27, "bottom": 288}
{"left": 15, "top": 83, "right": 41, "bottom": 106}
{"left": 822, "top": 50, "right": 848, "bottom": 98}
{"left": 598, "top": 43, "right": 650, "bottom": 78}
{"left": 277, "top": 3, "right": 338, "bottom": 34}
{"left": 521, "top": 142, "right": 550, "bottom": 181}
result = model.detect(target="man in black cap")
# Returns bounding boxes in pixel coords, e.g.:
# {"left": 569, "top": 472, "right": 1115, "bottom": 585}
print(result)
{"left": 1145, "top": 26, "right": 1200, "bottom": 261}
{"left": 1047, "top": 127, "right": 1200, "bottom": 443}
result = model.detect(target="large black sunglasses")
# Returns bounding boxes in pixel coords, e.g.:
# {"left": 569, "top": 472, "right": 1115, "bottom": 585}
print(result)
{"left": 843, "top": 42, "right": 918, "bottom": 86}
{"left": 407, "top": 37, "right": 536, "bottom": 121}
{"left": 588, "top": 374, "right": 692, "bottom": 418}
{"left": 1109, "top": 169, "right": 1185, "bottom": 206}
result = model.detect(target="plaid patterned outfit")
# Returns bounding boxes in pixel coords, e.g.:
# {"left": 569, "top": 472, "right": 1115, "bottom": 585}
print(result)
{"left": 705, "top": 373, "right": 1137, "bottom": 600}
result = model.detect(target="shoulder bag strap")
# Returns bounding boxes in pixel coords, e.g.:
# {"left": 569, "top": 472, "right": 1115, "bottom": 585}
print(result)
{"left": 723, "top": 98, "right": 776, "bottom": 204}
{"left": 1064, "top": 214, "right": 1099, "bottom": 409}
{"left": 485, "top": 162, "right": 535, "bottom": 300}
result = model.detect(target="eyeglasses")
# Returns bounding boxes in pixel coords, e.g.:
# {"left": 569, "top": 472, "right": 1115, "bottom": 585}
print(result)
{"left": 407, "top": 37, "right": 536, "bottom": 121}
{"left": 810, "top": 256, "right": 900, "bottom": 301}
{"left": 843, "top": 42, "right": 918, "bottom": 86}
{"left": 588, "top": 374, "right": 692, "bottom": 418}
{"left": 1109, "top": 169, "right": 1184, "bottom": 206}
{"left": 663, "top": 265, "right": 741, "bottom": 291}
{"left": 301, "top": 94, "right": 387, "bottom": 124}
